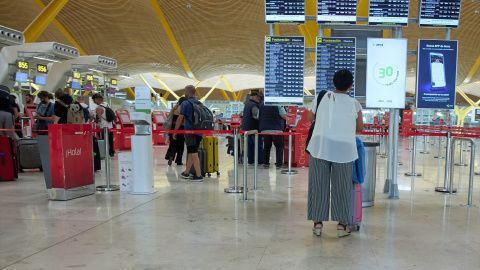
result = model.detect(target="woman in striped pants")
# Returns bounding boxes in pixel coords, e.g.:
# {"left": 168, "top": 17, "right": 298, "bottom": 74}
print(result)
{"left": 306, "top": 70, "right": 364, "bottom": 238}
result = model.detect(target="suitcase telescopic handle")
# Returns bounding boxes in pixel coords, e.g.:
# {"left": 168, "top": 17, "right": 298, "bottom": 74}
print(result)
{"left": 0, "top": 152, "right": 5, "bottom": 167}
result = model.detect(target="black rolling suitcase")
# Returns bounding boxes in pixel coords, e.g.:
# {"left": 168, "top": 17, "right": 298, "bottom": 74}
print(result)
{"left": 92, "top": 136, "right": 101, "bottom": 171}
{"left": 16, "top": 138, "right": 42, "bottom": 171}
{"left": 188, "top": 148, "right": 206, "bottom": 177}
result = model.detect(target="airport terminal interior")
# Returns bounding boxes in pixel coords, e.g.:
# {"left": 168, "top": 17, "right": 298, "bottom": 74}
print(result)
{"left": 1, "top": 0, "right": 480, "bottom": 269}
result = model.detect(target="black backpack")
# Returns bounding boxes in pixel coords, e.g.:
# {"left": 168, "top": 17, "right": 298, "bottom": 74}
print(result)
{"left": 186, "top": 100, "right": 214, "bottom": 130}
{"left": 82, "top": 105, "right": 90, "bottom": 123}
{"left": 100, "top": 105, "right": 117, "bottom": 122}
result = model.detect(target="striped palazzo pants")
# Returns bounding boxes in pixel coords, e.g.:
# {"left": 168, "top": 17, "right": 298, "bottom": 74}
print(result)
{"left": 308, "top": 156, "right": 353, "bottom": 223}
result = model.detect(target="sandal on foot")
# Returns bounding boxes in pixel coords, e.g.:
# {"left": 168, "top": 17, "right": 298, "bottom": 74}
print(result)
{"left": 337, "top": 223, "right": 351, "bottom": 238}
{"left": 312, "top": 221, "right": 323, "bottom": 236}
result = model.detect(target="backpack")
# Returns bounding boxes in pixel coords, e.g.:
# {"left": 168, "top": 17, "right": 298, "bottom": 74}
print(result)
{"left": 100, "top": 105, "right": 117, "bottom": 122}
{"left": 82, "top": 105, "right": 90, "bottom": 123}
{"left": 58, "top": 100, "right": 85, "bottom": 124}
{"left": 186, "top": 100, "right": 214, "bottom": 130}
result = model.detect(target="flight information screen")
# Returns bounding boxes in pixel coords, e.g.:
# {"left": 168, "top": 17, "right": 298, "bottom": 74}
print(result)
{"left": 315, "top": 37, "right": 356, "bottom": 96}
{"left": 264, "top": 36, "right": 305, "bottom": 106}
{"left": 368, "top": 0, "right": 410, "bottom": 26}
{"left": 317, "top": 0, "right": 357, "bottom": 24}
{"left": 419, "top": 0, "right": 461, "bottom": 28}
{"left": 265, "top": 0, "right": 305, "bottom": 24}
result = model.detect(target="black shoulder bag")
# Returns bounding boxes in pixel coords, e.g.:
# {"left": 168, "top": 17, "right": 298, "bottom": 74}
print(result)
{"left": 305, "top": 90, "right": 327, "bottom": 155}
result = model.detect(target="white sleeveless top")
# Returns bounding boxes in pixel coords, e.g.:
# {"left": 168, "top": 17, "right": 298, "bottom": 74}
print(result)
{"left": 306, "top": 92, "right": 362, "bottom": 163}
{"left": 98, "top": 102, "right": 114, "bottom": 129}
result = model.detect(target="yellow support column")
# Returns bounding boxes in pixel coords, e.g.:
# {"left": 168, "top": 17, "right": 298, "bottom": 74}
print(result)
{"left": 24, "top": 0, "right": 70, "bottom": 43}
{"left": 126, "top": 88, "right": 135, "bottom": 100}
{"left": 219, "top": 89, "right": 231, "bottom": 101}
{"left": 151, "top": 73, "right": 180, "bottom": 99}
{"left": 454, "top": 107, "right": 472, "bottom": 126}
{"left": 194, "top": 82, "right": 203, "bottom": 99}
{"left": 163, "top": 92, "right": 170, "bottom": 100}
{"left": 33, "top": 0, "right": 86, "bottom": 55}
{"left": 200, "top": 77, "right": 223, "bottom": 103}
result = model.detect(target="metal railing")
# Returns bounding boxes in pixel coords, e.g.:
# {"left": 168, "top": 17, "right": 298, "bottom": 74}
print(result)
{"left": 448, "top": 137, "right": 476, "bottom": 207}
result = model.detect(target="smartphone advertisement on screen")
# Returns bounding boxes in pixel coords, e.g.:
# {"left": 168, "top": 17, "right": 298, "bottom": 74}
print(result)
{"left": 416, "top": 40, "right": 458, "bottom": 109}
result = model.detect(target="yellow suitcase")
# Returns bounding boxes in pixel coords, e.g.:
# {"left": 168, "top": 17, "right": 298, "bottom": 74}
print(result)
{"left": 202, "top": 136, "right": 219, "bottom": 177}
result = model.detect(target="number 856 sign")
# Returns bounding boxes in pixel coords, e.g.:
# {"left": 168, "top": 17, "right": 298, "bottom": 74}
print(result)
{"left": 366, "top": 38, "right": 407, "bottom": 109}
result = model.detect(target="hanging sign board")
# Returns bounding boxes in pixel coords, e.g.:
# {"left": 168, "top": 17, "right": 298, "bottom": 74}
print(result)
{"left": 419, "top": 0, "right": 461, "bottom": 28}
{"left": 264, "top": 36, "right": 304, "bottom": 106}
{"left": 315, "top": 37, "right": 356, "bottom": 96}
{"left": 317, "top": 0, "right": 357, "bottom": 25}
{"left": 368, "top": 0, "right": 410, "bottom": 26}
{"left": 416, "top": 39, "right": 457, "bottom": 110}
{"left": 265, "top": 0, "right": 305, "bottom": 24}
{"left": 366, "top": 38, "right": 407, "bottom": 109}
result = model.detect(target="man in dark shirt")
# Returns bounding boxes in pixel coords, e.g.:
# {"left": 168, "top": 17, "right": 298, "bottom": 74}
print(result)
{"left": 173, "top": 85, "right": 203, "bottom": 182}
{"left": 241, "top": 91, "right": 263, "bottom": 165}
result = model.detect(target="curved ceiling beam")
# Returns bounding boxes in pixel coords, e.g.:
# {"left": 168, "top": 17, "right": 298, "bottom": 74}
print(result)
{"left": 151, "top": 73, "right": 180, "bottom": 100}
{"left": 459, "top": 53, "right": 480, "bottom": 86}
{"left": 150, "top": 0, "right": 197, "bottom": 80}
{"left": 33, "top": 0, "right": 87, "bottom": 55}
{"left": 24, "top": 0, "right": 70, "bottom": 43}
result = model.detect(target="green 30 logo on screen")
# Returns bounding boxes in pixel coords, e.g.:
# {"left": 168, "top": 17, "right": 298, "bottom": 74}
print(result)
{"left": 373, "top": 62, "right": 400, "bottom": 86}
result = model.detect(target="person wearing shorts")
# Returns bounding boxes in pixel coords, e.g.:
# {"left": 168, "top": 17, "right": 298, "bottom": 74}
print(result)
{"left": 173, "top": 85, "right": 203, "bottom": 182}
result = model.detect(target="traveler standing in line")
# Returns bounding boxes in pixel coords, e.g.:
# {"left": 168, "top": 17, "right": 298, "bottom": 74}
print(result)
{"left": 10, "top": 95, "right": 22, "bottom": 138}
{"left": 258, "top": 101, "right": 287, "bottom": 169}
{"left": 33, "top": 91, "right": 55, "bottom": 135}
{"left": 306, "top": 69, "right": 363, "bottom": 238}
{"left": 24, "top": 94, "right": 36, "bottom": 112}
{"left": 92, "top": 94, "right": 114, "bottom": 157}
{"left": 77, "top": 96, "right": 94, "bottom": 123}
{"left": 173, "top": 85, "right": 203, "bottom": 182}
{"left": 241, "top": 90, "right": 263, "bottom": 165}
{"left": 165, "top": 97, "right": 186, "bottom": 166}
{"left": 53, "top": 92, "right": 74, "bottom": 124}
{"left": 0, "top": 93, "right": 14, "bottom": 138}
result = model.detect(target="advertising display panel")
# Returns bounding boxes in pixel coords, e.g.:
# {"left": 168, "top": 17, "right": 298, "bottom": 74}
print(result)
{"left": 419, "top": 0, "right": 461, "bottom": 28}
{"left": 135, "top": 86, "right": 152, "bottom": 114}
{"left": 416, "top": 39, "right": 457, "bottom": 109}
{"left": 366, "top": 38, "right": 407, "bottom": 109}
{"left": 264, "top": 36, "right": 304, "bottom": 106}
{"left": 315, "top": 37, "right": 356, "bottom": 96}
{"left": 368, "top": 0, "right": 409, "bottom": 26}
{"left": 265, "top": 0, "right": 305, "bottom": 24}
{"left": 317, "top": 0, "right": 357, "bottom": 24}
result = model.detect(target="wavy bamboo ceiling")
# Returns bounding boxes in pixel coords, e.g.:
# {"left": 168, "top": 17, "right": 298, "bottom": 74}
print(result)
{"left": 0, "top": 0, "right": 480, "bottom": 97}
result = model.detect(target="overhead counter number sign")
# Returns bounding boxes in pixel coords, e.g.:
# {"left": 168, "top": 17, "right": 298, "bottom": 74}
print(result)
{"left": 86, "top": 74, "right": 93, "bottom": 81}
{"left": 17, "top": 61, "right": 29, "bottom": 70}
{"left": 73, "top": 72, "right": 81, "bottom": 79}
{"left": 37, "top": 64, "right": 48, "bottom": 74}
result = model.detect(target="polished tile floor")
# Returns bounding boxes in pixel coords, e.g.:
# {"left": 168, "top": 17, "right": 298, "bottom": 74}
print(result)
{"left": 0, "top": 136, "right": 479, "bottom": 270}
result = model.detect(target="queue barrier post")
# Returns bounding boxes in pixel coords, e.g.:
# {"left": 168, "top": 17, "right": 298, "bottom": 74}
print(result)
{"left": 252, "top": 133, "right": 263, "bottom": 191}
{"left": 405, "top": 135, "right": 421, "bottom": 177}
{"left": 449, "top": 137, "right": 476, "bottom": 206}
{"left": 96, "top": 127, "right": 119, "bottom": 191}
{"left": 240, "top": 130, "right": 255, "bottom": 202}
{"left": 281, "top": 129, "right": 298, "bottom": 175}
{"left": 225, "top": 128, "right": 243, "bottom": 193}
{"left": 405, "top": 136, "right": 413, "bottom": 151}
{"left": 454, "top": 141, "right": 467, "bottom": 166}
{"left": 419, "top": 135, "right": 429, "bottom": 154}
{"left": 436, "top": 132, "right": 456, "bottom": 193}
{"left": 434, "top": 133, "right": 444, "bottom": 159}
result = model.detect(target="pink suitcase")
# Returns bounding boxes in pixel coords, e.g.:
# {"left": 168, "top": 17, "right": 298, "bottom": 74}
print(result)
{"left": 349, "top": 182, "right": 362, "bottom": 231}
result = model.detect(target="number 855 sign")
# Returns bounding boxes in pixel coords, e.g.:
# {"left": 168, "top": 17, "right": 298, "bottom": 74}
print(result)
{"left": 366, "top": 38, "right": 407, "bottom": 109}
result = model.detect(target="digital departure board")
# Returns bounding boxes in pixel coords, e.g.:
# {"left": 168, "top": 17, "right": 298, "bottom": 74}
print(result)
{"left": 317, "top": 0, "right": 357, "bottom": 24}
{"left": 419, "top": 0, "right": 461, "bottom": 28}
{"left": 265, "top": 0, "right": 305, "bottom": 24}
{"left": 368, "top": 0, "right": 410, "bottom": 26}
{"left": 264, "top": 36, "right": 305, "bottom": 106}
{"left": 315, "top": 37, "right": 356, "bottom": 96}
